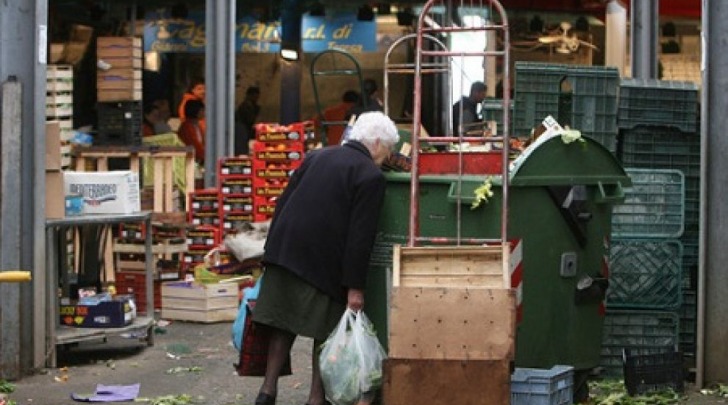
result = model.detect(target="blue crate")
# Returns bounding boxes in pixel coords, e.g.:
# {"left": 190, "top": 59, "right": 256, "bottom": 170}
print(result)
{"left": 618, "top": 79, "right": 699, "bottom": 133}
{"left": 611, "top": 168, "right": 685, "bottom": 239}
{"left": 511, "top": 365, "right": 574, "bottom": 405}
{"left": 607, "top": 239, "right": 683, "bottom": 310}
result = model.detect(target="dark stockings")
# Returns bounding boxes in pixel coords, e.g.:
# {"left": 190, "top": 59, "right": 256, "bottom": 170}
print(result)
{"left": 258, "top": 327, "right": 295, "bottom": 399}
{"left": 306, "top": 339, "right": 326, "bottom": 405}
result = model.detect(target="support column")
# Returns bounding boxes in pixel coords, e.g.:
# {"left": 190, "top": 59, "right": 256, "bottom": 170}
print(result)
{"left": 605, "top": 0, "right": 628, "bottom": 75}
{"left": 630, "top": 0, "right": 659, "bottom": 78}
{"left": 701, "top": 0, "right": 728, "bottom": 388}
{"left": 204, "top": 0, "right": 236, "bottom": 187}
{"left": 279, "top": 0, "right": 302, "bottom": 125}
{"left": 0, "top": 0, "right": 48, "bottom": 376}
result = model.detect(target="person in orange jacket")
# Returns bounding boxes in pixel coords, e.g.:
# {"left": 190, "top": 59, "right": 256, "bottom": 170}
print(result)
{"left": 178, "top": 78, "right": 206, "bottom": 134}
{"left": 177, "top": 99, "right": 205, "bottom": 164}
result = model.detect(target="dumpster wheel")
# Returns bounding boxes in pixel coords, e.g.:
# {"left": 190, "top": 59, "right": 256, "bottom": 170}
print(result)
{"left": 573, "top": 369, "right": 591, "bottom": 403}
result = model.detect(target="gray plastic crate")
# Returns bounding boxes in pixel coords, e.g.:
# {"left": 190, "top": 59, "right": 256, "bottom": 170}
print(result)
{"left": 511, "top": 365, "right": 574, "bottom": 405}
{"left": 611, "top": 169, "right": 685, "bottom": 239}
{"left": 618, "top": 78, "right": 699, "bottom": 133}
{"left": 607, "top": 239, "right": 683, "bottom": 310}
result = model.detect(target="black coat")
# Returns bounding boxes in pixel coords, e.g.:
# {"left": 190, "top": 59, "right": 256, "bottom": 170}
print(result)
{"left": 262, "top": 141, "right": 386, "bottom": 303}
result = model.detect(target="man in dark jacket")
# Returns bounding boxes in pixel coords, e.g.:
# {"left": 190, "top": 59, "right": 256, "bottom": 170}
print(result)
{"left": 452, "top": 81, "right": 487, "bottom": 135}
{"left": 251, "top": 112, "right": 399, "bottom": 405}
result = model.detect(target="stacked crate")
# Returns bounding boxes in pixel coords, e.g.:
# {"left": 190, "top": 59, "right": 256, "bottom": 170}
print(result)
{"left": 96, "top": 37, "right": 142, "bottom": 102}
{"left": 513, "top": 62, "right": 620, "bottom": 152}
{"left": 219, "top": 157, "right": 255, "bottom": 231}
{"left": 252, "top": 123, "right": 306, "bottom": 222}
{"left": 186, "top": 188, "right": 223, "bottom": 270}
{"left": 46, "top": 65, "right": 74, "bottom": 168}
{"left": 96, "top": 37, "right": 143, "bottom": 146}
{"left": 616, "top": 79, "right": 700, "bottom": 359}
{"left": 600, "top": 168, "right": 685, "bottom": 376}
{"left": 113, "top": 222, "right": 187, "bottom": 313}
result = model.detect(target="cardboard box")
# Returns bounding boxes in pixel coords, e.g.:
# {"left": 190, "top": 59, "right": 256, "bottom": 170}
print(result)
{"left": 161, "top": 281, "right": 239, "bottom": 323}
{"left": 46, "top": 121, "right": 62, "bottom": 170}
{"left": 46, "top": 170, "right": 65, "bottom": 219}
{"left": 59, "top": 295, "right": 136, "bottom": 328}
{"left": 64, "top": 171, "right": 141, "bottom": 214}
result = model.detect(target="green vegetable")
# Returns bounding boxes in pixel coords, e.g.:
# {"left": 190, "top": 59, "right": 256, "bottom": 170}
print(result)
{"left": 471, "top": 177, "right": 494, "bottom": 210}
{"left": 135, "top": 394, "right": 196, "bottom": 405}
{"left": 0, "top": 380, "right": 15, "bottom": 394}
{"left": 589, "top": 379, "right": 684, "bottom": 404}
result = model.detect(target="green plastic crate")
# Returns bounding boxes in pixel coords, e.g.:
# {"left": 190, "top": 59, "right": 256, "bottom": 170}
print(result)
{"left": 607, "top": 239, "right": 683, "bottom": 310}
{"left": 611, "top": 169, "right": 685, "bottom": 239}
{"left": 619, "top": 125, "right": 700, "bottom": 178}
{"left": 618, "top": 78, "right": 699, "bottom": 133}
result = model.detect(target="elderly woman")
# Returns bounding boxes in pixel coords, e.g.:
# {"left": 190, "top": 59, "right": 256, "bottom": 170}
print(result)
{"left": 251, "top": 111, "right": 399, "bottom": 405}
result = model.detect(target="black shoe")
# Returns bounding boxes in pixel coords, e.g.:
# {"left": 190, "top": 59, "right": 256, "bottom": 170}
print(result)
{"left": 255, "top": 392, "right": 276, "bottom": 405}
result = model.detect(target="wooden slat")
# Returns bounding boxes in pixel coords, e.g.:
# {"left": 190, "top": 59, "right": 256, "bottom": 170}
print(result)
{"left": 382, "top": 358, "right": 511, "bottom": 405}
{"left": 394, "top": 245, "right": 506, "bottom": 288}
{"left": 389, "top": 287, "right": 516, "bottom": 361}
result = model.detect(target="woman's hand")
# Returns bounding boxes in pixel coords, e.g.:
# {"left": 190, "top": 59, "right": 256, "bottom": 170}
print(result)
{"left": 347, "top": 288, "right": 365, "bottom": 312}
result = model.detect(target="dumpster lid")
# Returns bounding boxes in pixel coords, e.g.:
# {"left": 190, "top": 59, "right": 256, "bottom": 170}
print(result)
{"left": 508, "top": 132, "right": 631, "bottom": 187}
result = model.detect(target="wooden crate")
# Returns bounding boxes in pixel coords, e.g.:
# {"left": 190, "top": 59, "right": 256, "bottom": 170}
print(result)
{"left": 160, "top": 281, "right": 239, "bottom": 323}
{"left": 97, "top": 36, "right": 142, "bottom": 59}
{"left": 382, "top": 358, "right": 511, "bottom": 405}
{"left": 393, "top": 245, "right": 509, "bottom": 289}
{"left": 389, "top": 286, "right": 516, "bottom": 360}
{"left": 97, "top": 69, "right": 142, "bottom": 91}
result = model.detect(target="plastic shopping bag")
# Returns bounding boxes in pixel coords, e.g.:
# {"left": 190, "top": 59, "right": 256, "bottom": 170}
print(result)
{"left": 232, "top": 274, "right": 263, "bottom": 351}
{"left": 319, "top": 308, "right": 387, "bottom": 405}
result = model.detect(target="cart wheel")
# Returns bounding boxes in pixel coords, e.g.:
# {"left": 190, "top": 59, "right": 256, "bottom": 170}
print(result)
{"left": 573, "top": 369, "right": 591, "bottom": 403}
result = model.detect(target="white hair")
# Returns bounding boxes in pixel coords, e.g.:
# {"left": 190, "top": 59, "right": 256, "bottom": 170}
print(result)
{"left": 348, "top": 111, "right": 399, "bottom": 148}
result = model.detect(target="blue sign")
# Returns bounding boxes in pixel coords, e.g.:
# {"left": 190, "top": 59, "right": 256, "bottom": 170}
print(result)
{"left": 143, "top": 11, "right": 376, "bottom": 53}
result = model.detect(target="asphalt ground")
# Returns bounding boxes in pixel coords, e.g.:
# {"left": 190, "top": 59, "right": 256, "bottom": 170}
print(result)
{"left": 6, "top": 319, "right": 727, "bottom": 405}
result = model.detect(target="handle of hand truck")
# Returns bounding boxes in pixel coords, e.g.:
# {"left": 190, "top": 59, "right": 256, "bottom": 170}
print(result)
{"left": 0, "top": 271, "right": 32, "bottom": 283}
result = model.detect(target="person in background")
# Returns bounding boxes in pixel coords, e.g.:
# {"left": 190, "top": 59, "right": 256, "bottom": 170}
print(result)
{"left": 314, "top": 90, "right": 359, "bottom": 146}
{"left": 452, "top": 81, "right": 487, "bottom": 135}
{"left": 152, "top": 99, "right": 173, "bottom": 134}
{"left": 235, "top": 86, "right": 261, "bottom": 155}
{"left": 142, "top": 99, "right": 174, "bottom": 136}
{"left": 251, "top": 111, "right": 399, "bottom": 405}
{"left": 177, "top": 99, "right": 205, "bottom": 164}
{"left": 346, "top": 79, "right": 384, "bottom": 120}
{"left": 177, "top": 78, "right": 206, "bottom": 134}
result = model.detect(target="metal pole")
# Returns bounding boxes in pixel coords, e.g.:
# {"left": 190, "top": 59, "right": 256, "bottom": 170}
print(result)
{"left": 204, "top": 0, "right": 235, "bottom": 187}
{"left": 279, "top": 0, "right": 302, "bottom": 125}
{"left": 630, "top": 0, "right": 659, "bottom": 78}
{"left": 700, "top": 0, "right": 728, "bottom": 387}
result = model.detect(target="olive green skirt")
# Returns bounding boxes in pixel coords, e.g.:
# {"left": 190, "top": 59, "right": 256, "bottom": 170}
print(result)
{"left": 252, "top": 264, "right": 346, "bottom": 341}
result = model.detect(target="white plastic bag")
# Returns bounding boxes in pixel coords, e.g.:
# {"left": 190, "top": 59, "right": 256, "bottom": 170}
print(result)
{"left": 319, "top": 308, "right": 387, "bottom": 405}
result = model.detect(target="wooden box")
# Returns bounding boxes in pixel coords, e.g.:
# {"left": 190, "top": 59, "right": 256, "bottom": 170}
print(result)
{"left": 160, "top": 281, "right": 239, "bottom": 323}
{"left": 382, "top": 358, "right": 511, "bottom": 405}
{"left": 393, "top": 245, "right": 508, "bottom": 289}
{"left": 389, "top": 286, "right": 516, "bottom": 360}
{"left": 98, "top": 88, "right": 142, "bottom": 102}
{"left": 97, "top": 69, "right": 142, "bottom": 91}
{"left": 97, "top": 37, "right": 142, "bottom": 58}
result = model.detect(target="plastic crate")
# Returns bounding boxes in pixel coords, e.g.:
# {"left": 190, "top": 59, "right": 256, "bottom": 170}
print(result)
{"left": 678, "top": 290, "right": 697, "bottom": 356}
{"left": 618, "top": 79, "right": 699, "bottom": 133}
{"left": 482, "top": 99, "right": 513, "bottom": 135}
{"left": 607, "top": 239, "right": 683, "bottom": 310}
{"left": 611, "top": 169, "right": 685, "bottom": 239}
{"left": 619, "top": 125, "right": 700, "bottom": 180}
{"left": 511, "top": 365, "right": 574, "bottom": 405}
{"left": 600, "top": 310, "right": 679, "bottom": 376}
{"left": 96, "top": 101, "right": 142, "bottom": 146}
{"left": 623, "top": 347, "right": 684, "bottom": 396}
{"left": 514, "top": 62, "right": 619, "bottom": 151}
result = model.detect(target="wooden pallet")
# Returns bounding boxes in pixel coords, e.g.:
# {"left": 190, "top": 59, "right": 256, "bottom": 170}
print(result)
{"left": 73, "top": 145, "right": 195, "bottom": 213}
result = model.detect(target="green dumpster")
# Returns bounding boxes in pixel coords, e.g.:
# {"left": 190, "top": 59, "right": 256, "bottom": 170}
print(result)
{"left": 365, "top": 134, "right": 631, "bottom": 399}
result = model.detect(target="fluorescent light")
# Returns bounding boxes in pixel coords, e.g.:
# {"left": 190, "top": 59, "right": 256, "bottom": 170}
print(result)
{"left": 281, "top": 48, "right": 299, "bottom": 61}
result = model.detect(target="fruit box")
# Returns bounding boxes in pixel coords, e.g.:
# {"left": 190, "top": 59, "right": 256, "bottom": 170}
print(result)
{"left": 59, "top": 295, "right": 136, "bottom": 328}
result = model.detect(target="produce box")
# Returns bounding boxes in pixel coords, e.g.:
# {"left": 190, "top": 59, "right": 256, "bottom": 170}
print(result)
{"left": 64, "top": 170, "right": 140, "bottom": 214}
{"left": 161, "top": 281, "right": 239, "bottom": 323}
{"left": 59, "top": 295, "right": 136, "bottom": 328}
